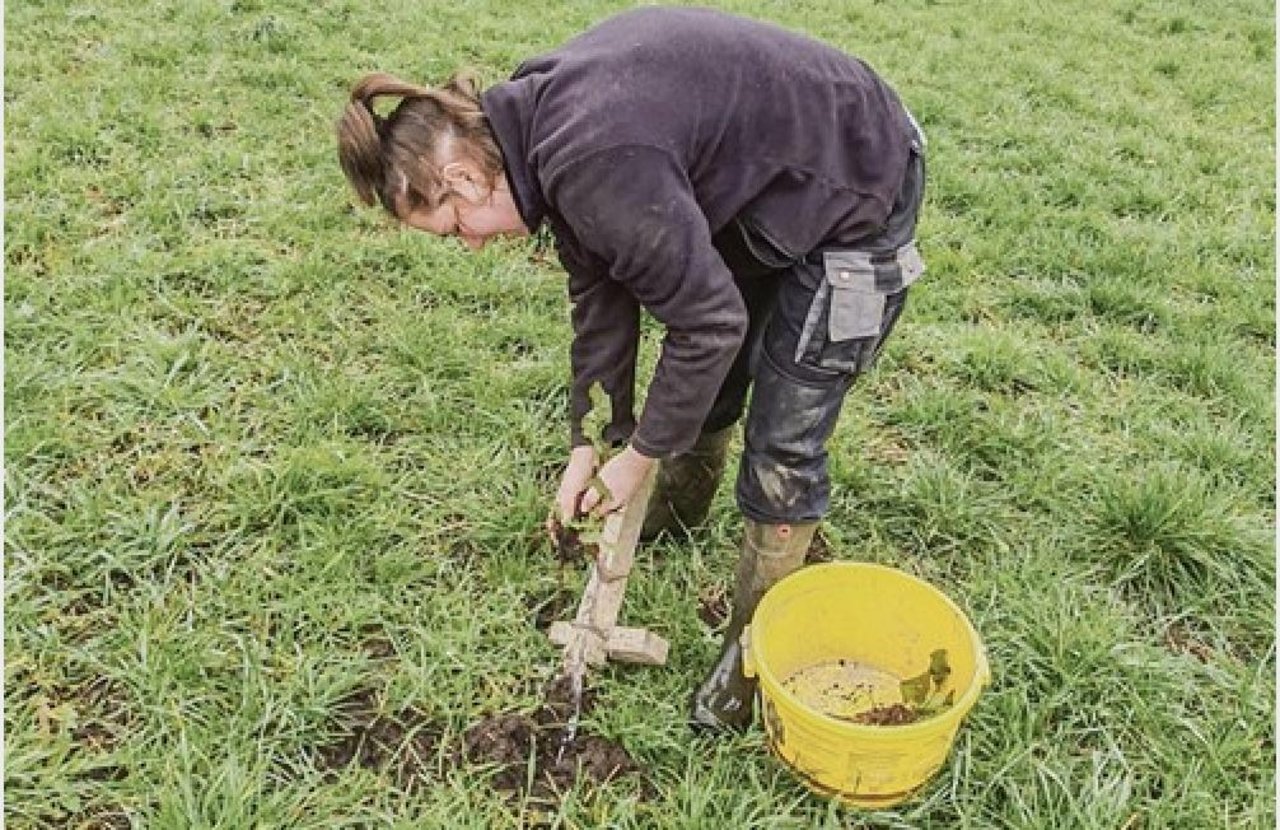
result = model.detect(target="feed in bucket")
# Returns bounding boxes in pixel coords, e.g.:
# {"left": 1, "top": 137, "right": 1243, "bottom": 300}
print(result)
{"left": 742, "top": 562, "right": 990, "bottom": 808}
{"left": 780, "top": 647, "right": 953, "bottom": 726}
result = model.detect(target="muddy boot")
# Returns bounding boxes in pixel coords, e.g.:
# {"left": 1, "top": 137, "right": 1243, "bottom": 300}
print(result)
{"left": 690, "top": 519, "right": 818, "bottom": 732}
{"left": 641, "top": 426, "right": 734, "bottom": 542}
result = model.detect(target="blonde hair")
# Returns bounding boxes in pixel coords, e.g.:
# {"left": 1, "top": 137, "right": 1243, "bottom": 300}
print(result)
{"left": 335, "top": 71, "right": 504, "bottom": 217}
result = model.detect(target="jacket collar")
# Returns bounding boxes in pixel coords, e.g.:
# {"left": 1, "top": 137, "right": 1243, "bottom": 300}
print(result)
{"left": 481, "top": 78, "right": 548, "bottom": 233}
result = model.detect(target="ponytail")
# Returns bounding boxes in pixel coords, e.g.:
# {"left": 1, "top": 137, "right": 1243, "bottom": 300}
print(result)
{"left": 441, "top": 70, "right": 482, "bottom": 105}
{"left": 335, "top": 71, "right": 502, "bottom": 216}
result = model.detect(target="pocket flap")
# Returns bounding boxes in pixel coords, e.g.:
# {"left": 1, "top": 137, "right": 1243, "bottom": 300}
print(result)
{"left": 823, "top": 251, "right": 879, "bottom": 293}
{"left": 823, "top": 244, "right": 926, "bottom": 293}
{"left": 821, "top": 253, "right": 885, "bottom": 341}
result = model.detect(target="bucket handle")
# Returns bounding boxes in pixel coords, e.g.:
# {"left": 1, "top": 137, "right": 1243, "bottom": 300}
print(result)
{"left": 740, "top": 626, "right": 756, "bottom": 679}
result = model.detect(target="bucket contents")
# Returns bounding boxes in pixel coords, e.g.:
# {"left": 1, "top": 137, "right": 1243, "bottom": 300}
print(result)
{"left": 780, "top": 650, "right": 954, "bottom": 726}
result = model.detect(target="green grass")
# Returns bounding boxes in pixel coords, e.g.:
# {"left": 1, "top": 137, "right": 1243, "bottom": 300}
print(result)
{"left": 5, "top": 0, "right": 1275, "bottom": 826}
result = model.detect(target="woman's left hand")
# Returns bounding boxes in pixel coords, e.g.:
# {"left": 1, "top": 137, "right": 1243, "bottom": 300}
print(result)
{"left": 578, "top": 445, "right": 657, "bottom": 517}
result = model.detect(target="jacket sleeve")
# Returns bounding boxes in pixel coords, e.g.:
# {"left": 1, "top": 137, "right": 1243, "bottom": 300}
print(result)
{"left": 546, "top": 145, "right": 748, "bottom": 458}
{"left": 556, "top": 233, "right": 640, "bottom": 449}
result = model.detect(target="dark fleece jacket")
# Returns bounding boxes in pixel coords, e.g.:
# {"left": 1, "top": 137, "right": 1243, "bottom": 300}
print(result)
{"left": 481, "top": 7, "right": 916, "bottom": 457}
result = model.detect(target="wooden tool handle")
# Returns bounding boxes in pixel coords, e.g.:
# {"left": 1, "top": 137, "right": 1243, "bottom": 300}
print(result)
{"left": 559, "top": 466, "right": 659, "bottom": 670}
{"left": 596, "top": 466, "right": 658, "bottom": 580}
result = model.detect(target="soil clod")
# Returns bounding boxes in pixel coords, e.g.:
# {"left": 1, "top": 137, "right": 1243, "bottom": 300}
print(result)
{"left": 358, "top": 623, "right": 397, "bottom": 659}
{"left": 459, "top": 677, "right": 638, "bottom": 802}
{"left": 549, "top": 516, "right": 592, "bottom": 567}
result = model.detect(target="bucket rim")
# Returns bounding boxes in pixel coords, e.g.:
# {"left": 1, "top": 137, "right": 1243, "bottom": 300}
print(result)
{"left": 750, "top": 561, "right": 991, "bottom": 736}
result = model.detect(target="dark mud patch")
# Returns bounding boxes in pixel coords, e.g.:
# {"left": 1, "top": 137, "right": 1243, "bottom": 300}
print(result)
{"left": 357, "top": 623, "right": 397, "bottom": 660}
{"left": 311, "top": 687, "right": 442, "bottom": 790}
{"left": 1162, "top": 622, "right": 1215, "bottom": 664}
{"left": 36, "top": 676, "right": 136, "bottom": 784}
{"left": 64, "top": 805, "right": 133, "bottom": 830}
{"left": 525, "top": 585, "right": 578, "bottom": 631}
{"left": 805, "top": 529, "right": 834, "bottom": 565}
{"left": 69, "top": 677, "right": 134, "bottom": 747}
{"left": 696, "top": 583, "right": 730, "bottom": 629}
{"left": 457, "top": 676, "right": 643, "bottom": 803}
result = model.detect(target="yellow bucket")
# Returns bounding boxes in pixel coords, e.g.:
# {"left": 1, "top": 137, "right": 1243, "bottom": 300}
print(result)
{"left": 742, "top": 562, "right": 990, "bottom": 807}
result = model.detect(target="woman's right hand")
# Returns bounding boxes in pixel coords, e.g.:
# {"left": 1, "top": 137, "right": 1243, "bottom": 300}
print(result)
{"left": 550, "top": 445, "right": 599, "bottom": 530}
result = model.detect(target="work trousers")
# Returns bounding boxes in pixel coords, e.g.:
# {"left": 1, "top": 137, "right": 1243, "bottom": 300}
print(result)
{"left": 703, "top": 133, "right": 927, "bottom": 524}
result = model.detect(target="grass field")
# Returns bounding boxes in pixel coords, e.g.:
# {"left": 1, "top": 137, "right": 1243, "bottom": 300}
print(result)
{"left": 5, "top": 0, "right": 1276, "bottom": 826}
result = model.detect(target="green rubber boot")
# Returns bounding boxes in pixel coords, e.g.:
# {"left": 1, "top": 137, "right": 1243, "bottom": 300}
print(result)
{"left": 690, "top": 519, "right": 818, "bottom": 732}
{"left": 640, "top": 426, "right": 734, "bottom": 542}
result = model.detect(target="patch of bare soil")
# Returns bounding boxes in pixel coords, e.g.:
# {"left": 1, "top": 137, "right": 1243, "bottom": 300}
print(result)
{"left": 457, "top": 676, "right": 640, "bottom": 803}
{"left": 311, "top": 687, "right": 442, "bottom": 791}
{"left": 307, "top": 680, "right": 646, "bottom": 805}
{"left": 33, "top": 676, "right": 135, "bottom": 784}
{"left": 65, "top": 806, "right": 133, "bottom": 830}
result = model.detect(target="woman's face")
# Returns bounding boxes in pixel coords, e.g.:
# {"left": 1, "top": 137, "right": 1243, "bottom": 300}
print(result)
{"left": 397, "top": 161, "right": 528, "bottom": 251}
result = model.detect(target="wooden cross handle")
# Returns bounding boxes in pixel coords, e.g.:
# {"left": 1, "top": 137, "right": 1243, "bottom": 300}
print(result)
{"left": 556, "top": 466, "right": 666, "bottom": 668}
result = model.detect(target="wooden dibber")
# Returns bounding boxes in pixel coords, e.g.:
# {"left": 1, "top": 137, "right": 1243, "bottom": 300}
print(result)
{"left": 549, "top": 467, "right": 670, "bottom": 667}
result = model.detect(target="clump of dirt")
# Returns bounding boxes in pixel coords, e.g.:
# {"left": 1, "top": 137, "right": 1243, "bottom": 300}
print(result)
{"left": 458, "top": 676, "right": 639, "bottom": 802}
{"left": 696, "top": 583, "right": 730, "bottom": 629}
{"left": 311, "top": 687, "right": 442, "bottom": 791}
{"left": 850, "top": 703, "right": 921, "bottom": 726}
{"left": 548, "top": 515, "right": 594, "bottom": 567}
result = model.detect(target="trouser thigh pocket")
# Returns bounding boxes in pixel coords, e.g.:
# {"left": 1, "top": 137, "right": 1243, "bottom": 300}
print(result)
{"left": 794, "top": 250, "right": 913, "bottom": 376}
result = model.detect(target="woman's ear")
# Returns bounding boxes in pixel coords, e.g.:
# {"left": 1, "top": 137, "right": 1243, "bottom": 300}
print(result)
{"left": 441, "top": 160, "right": 487, "bottom": 202}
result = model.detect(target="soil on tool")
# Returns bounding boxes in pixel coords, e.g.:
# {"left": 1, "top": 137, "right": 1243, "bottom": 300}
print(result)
{"left": 696, "top": 583, "right": 730, "bottom": 629}
{"left": 458, "top": 676, "right": 639, "bottom": 801}
{"left": 850, "top": 703, "right": 921, "bottom": 726}
{"left": 549, "top": 516, "right": 594, "bottom": 567}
